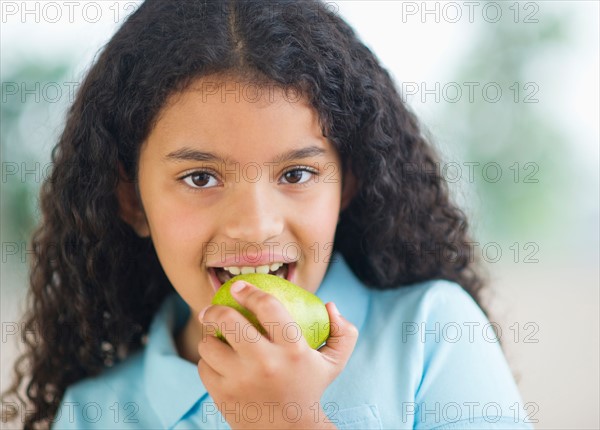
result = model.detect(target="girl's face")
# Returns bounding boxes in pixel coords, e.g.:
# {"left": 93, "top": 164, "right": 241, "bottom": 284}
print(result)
{"left": 131, "top": 75, "right": 354, "bottom": 318}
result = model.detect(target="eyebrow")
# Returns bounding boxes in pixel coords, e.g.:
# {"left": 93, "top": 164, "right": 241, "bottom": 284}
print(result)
{"left": 165, "top": 145, "right": 327, "bottom": 164}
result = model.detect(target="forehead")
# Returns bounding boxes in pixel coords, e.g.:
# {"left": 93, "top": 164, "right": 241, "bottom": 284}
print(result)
{"left": 144, "top": 75, "right": 331, "bottom": 159}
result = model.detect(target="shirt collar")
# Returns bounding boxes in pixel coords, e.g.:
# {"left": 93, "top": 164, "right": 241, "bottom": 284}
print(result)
{"left": 143, "top": 250, "right": 370, "bottom": 428}
{"left": 143, "top": 292, "right": 206, "bottom": 428}
{"left": 314, "top": 251, "right": 370, "bottom": 333}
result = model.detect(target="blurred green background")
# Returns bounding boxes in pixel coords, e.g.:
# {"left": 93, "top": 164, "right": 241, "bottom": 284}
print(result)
{"left": 1, "top": 1, "right": 598, "bottom": 428}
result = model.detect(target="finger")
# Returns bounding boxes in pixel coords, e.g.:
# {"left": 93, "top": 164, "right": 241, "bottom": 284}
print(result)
{"left": 197, "top": 354, "right": 223, "bottom": 390}
{"left": 197, "top": 323, "right": 237, "bottom": 376}
{"left": 200, "top": 303, "right": 269, "bottom": 354}
{"left": 230, "top": 281, "right": 303, "bottom": 348}
{"left": 318, "top": 302, "right": 359, "bottom": 372}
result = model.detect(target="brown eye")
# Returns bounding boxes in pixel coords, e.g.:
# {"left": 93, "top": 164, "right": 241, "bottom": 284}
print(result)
{"left": 182, "top": 171, "right": 218, "bottom": 189}
{"left": 281, "top": 168, "right": 317, "bottom": 185}
{"left": 191, "top": 173, "right": 210, "bottom": 187}
{"left": 284, "top": 170, "right": 303, "bottom": 184}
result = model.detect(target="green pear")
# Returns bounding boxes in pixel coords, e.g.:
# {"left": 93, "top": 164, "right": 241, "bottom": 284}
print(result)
{"left": 211, "top": 273, "right": 330, "bottom": 349}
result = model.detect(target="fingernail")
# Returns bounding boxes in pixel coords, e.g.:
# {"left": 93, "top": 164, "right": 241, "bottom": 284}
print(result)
{"left": 230, "top": 281, "right": 246, "bottom": 294}
{"left": 199, "top": 306, "right": 209, "bottom": 321}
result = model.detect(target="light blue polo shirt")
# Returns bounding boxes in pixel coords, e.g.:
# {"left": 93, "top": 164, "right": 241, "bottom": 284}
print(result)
{"left": 52, "top": 252, "right": 534, "bottom": 429}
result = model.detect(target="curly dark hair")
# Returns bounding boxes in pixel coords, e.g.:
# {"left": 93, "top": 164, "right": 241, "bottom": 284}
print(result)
{"left": 1, "top": 0, "right": 491, "bottom": 428}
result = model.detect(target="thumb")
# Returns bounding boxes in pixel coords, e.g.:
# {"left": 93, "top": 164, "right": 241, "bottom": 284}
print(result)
{"left": 318, "top": 302, "right": 359, "bottom": 367}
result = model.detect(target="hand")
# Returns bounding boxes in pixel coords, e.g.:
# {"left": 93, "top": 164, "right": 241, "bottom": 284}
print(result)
{"left": 197, "top": 280, "right": 358, "bottom": 429}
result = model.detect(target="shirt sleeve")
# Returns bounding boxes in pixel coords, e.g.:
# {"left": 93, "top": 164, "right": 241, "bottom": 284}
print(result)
{"left": 412, "top": 281, "right": 535, "bottom": 430}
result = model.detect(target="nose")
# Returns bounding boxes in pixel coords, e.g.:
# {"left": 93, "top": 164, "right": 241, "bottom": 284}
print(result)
{"left": 222, "top": 183, "right": 285, "bottom": 244}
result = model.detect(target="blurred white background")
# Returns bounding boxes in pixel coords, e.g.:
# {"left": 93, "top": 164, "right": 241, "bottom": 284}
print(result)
{"left": 1, "top": 1, "right": 598, "bottom": 428}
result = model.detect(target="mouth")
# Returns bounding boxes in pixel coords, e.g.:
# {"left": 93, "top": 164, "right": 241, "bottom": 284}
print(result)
{"left": 208, "top": 262, "right": 295, "bottom": 291}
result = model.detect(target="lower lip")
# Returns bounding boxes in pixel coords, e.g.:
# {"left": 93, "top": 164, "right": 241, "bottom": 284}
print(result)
{"left": 208, "top": 263, "right": 296, "bottom": 292}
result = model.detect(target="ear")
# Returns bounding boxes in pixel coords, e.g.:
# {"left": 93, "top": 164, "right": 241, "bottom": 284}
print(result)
{"left": 116, "top": 163, "right": 150, "bottom": 237}
{"left": 340, "top": 163, "right": 358, "bottom": 213}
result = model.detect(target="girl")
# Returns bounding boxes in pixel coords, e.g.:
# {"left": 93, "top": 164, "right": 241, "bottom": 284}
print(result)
{"left": 1, "top": 1, "right": 532, "bottom": 429}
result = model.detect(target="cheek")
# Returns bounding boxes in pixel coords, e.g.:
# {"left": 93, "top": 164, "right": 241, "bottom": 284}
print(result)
{"left": 145, "top": 202, "right": 214, "bottom": 301}
{"left": 145, "top": 197, "right": 209, "bottom": 265}
{"left": 297, "top": 183, "right": 341, "bottom": 244}
{"left": 316, "top": 179, "right": 342, "bottom": 222}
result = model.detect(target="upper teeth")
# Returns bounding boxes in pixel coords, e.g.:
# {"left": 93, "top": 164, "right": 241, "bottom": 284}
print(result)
{"left": 223, "top": 262, "right": 284, "bottom": 276}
